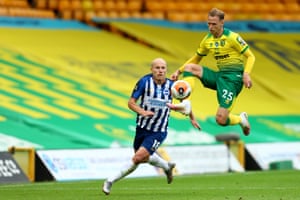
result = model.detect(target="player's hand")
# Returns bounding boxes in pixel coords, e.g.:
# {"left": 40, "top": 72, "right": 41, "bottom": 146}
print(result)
{"left": 243, "top": 73, "right": 252, "bottom": 89}
{"left": 191, "top": 119, "right": 201, "bottom": 131}
{"left": 141, "top": 110, "right": 154, "bottom": 117}
{"left": 170, "top": 70, "right": 180, "bottom": 81}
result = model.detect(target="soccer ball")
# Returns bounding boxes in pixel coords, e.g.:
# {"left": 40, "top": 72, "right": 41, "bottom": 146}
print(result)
{"left": 171, "top": 80, "right": 191, "bottom": 100}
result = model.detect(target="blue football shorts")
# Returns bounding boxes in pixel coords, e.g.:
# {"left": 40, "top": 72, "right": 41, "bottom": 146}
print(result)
{"left": 133, "top": 126, "right": 167, "bottom": 155}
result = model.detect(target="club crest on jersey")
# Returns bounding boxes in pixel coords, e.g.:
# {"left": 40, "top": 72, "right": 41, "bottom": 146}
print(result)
{"left": 163, "top": 88, "right": 170, "bottom": 96}
{"left": 220, "top": 39, "right": 226, "bottom": 46}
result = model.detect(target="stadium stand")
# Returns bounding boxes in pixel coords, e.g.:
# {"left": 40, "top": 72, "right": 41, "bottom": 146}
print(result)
{"left": 0, "top": 0, "right": 299, "bottom": 24}
{"left": 0, "top": 17, "right": 299, "bottom": 150}
{"left": 0, "top": 1, "right": 299, "bottom": 183}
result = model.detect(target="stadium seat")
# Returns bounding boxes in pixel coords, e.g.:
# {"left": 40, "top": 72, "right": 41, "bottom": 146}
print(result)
{"left": 33, "top": 0, "right": 47, "bottom": 9}
{"left": 92, "top": 0, "right": 103, "bottom": 11}
{"left": 47, "top": 0, "right": 59, "bottom": 10}
{"left": 285, "top": 3, "right": 299, "bottom": 14}
{"left": 82, "top": 0, "right": 93, "bottom": 11}
{"left": 115, "top": 0, "right": 127, "bottom": 12}
{"left": 70, "top": 0, "right": 82, "bottom": 10}
{"left": 186, "top": 12, "right": 206, "bottom": 22}
{"left": 119, "top": 11, "right": 131, "bottom": 19}
{"left": 60, "top": 9, "right": 72, "bottom": 19}
{"left": 145, "top": 1, "right": 165, "bottom": 12}
{"left": 58, "top": 0, "right": 71, "bottom": 11}
{"left": 167, "top": 11, "right": 187, "bottom": 22}
{"left": 84, "top": 10, "right": 96, "bottom": 22}
{"left": 127, "top": 0, "right": 142, "bottom": 12}
{"left": 73, "top": 9, "right": 84, "bottom": 21}
{"left": 0, "top": 7, "right": 8, "bottom": 16}
{"left": 103, "top": 0, "right": 116, "bottom": 11}
{"left": 270, "top": 3, "right": 286, "bottom": 14}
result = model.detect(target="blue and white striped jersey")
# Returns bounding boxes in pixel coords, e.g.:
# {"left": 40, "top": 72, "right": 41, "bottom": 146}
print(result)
{"left": 131, "top": 74, "right": 173, "bottom": 133}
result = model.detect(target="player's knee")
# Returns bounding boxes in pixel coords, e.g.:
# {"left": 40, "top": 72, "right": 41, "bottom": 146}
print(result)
{"left": 184, "top": 64, "right": 193, "bottom": 72}
{"left": 184, "top": 64, "right": 202, "bottom": 77}
{"left": 132, "top": 154, "right": 149, "bottom": 164}
{"left": 216, "top": 115, "right": 227, "bottom": 126}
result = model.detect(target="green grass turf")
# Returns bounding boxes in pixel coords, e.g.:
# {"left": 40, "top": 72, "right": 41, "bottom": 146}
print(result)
{"left": 0, "top": 170, "right": 299, "bottom": 200}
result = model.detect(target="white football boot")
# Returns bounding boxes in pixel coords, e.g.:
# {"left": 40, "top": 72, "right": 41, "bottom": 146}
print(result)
{"left": 239, "top": 112, "right": 250, "bottom": 136}
{"left": 102, "top": 180, "right": 112, "bottom": 195}
{"left": 164, "top": 162, "right": 176, "bottom": 184}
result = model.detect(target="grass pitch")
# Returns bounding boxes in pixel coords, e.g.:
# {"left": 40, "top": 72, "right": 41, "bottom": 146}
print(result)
{"left": 1, "top": 170, "right": 299, "bottom": 200}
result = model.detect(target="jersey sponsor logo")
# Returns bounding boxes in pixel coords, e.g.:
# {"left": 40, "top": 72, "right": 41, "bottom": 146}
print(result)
{"left": 215, "top": 42, "right": 219, "bottom": 47}
{"left": 145, "top": 98, "right": 168, "bottom": 108}
{"left": 215, "top": 54, "right": 230, "bottom": 60}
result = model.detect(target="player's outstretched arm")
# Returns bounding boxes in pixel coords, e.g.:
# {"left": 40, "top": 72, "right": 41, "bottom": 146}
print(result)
{"left": 189, "top": 111, "right": 201, "bottom": 131}
{"left": 170, "top": 54, "right": 202, "bottom": 81}
{"left": 243, "top": 49, "right": 255, "bottom": 89}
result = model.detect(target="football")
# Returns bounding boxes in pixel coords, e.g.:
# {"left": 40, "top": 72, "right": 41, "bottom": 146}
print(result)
{"left": 171, "top": 80, "right": 191, "bottom": 100}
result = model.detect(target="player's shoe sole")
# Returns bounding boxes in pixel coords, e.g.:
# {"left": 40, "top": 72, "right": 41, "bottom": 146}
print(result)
{"left": 102, "top": 180, "right": 112, "bottom": 195}
{"left": 240, "top": 112, "right": 250, "bottom": 136}
{"left": 164, "top": 162, "right": 176, "bottom": 184}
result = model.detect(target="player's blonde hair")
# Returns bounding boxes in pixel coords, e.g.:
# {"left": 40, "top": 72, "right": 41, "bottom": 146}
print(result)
{"left": 208, "top": 8, "right": 225, "bottom": 20}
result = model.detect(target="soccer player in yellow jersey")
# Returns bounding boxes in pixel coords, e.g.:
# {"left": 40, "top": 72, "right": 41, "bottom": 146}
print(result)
{"left": 168, "top": 8, "right": 255, "bottom": 136}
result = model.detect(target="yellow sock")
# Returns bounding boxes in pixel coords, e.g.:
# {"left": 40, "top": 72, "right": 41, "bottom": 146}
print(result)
{"left": 228, "top": 114, "right": 242, "bottom": 125}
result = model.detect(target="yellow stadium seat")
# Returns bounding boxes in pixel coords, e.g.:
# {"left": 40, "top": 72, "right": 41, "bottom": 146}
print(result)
{"left": 82, "top": 0, "right": 93, "bottom": 11}
{"left": 281, "top": 0, "right": 298, "bottom": 3}
{"left": 58, "top": 0, "right": 71, "bottom": 11}
{"left": 285, "top": 3, "right": 299, "bottom": 14}
{"left": 167, "top": 11, "right": 187, "bottom": 22}
{"left": 119, "top": 11, "right": 131, "bottom": 19}
{"left": 186, "top": 12, "right": 206, "bottom": 22}
{"left": 115, "top": 0, "right": 127, "bottom": 12}
{"left": 103, "top": 0, "right": 116, "bottom": 11}
{"left": 0, "top": 7, "right": 8, "bottom": 16}
{"left": 142, "top": 11, "right": 165, "bottom": 19}
{"left": 226, "top": 3, "right": 242, "bottom": 14}
{"left": 96, "top": 10, "right": 107, "bottom": 18}
{"left": 270, "top": 3, "right": 285, "bottom": 14}
{"left": 145, "top": 1, "right": 165, "bottom": 12}
{"left": 34, "top": 0, "right": 47, "bottom": 9}
{"left": 84, "top": 10, "right": 96, "bottom": 23}
{"left": 164, "top": 1, "right": 178, "bottom": 11}
{"left": 256, "top": 3, "right": 271, "bottom": 13}
{"left": 10, "top": 0, "right": 29, "bottom": 8}
{"left": 93, "top": 0, "right": 104, "bottom": 11}
{"left": 241, "top": 3, "right": 257, "bottom": 14}
{"left": 73, "top": 9, "right": 84, "bottom": 20}
{"left": 71, "top": 0, "right": 82, "bottom": 10}
{"left": 176, "top": 2, "right": 195, "bottom": 12}
{"left": 107, "top": 11, "right": 118, "bottom": 18}
{"left": 127, "top": 0, "right": 142, "bottom": 12}
{"left": 47, "top": 0, "right": 59, "bottom": 10}
{"left": 131, "top": 11, "right": 142, "bottom": 18}
{"left": 60, "top": 9, "right": 72, "bottom": 19}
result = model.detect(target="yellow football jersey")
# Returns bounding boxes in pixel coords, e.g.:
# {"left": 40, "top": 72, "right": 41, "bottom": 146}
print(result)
{"left": 197, "top": 28, "right": 249, "bottom": 71}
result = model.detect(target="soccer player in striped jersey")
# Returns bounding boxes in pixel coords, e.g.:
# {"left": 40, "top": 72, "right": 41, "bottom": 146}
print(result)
{"left": 169, "top": 8, "right": 255, "bottom": 136}
{"left": 102, "top": 58, "right": 200, "bottom": 195}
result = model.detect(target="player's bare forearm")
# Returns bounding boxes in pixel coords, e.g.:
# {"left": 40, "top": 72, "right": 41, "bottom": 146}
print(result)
{"left": 189, "top": 111, "right": 201, "bottom": 131}
{"left": 243, "top": 72, "right": 252, "bottom": 89}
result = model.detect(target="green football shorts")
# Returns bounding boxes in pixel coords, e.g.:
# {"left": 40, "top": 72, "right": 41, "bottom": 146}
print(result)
{"left": 200, "top": 67, "right": 244, "bottom": 110}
